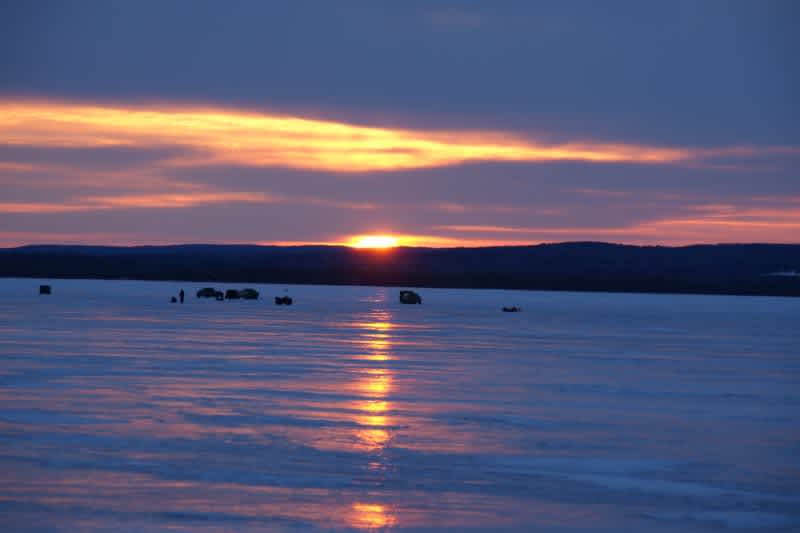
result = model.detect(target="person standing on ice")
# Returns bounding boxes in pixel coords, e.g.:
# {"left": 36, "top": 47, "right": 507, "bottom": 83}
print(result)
{"left": 179, "top": 289, "right": 184, "bottom": 304}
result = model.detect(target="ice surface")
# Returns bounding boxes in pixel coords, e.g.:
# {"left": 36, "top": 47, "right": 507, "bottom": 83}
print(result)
{"left": 0, "top": 278, "right": 798, "bottom": 532}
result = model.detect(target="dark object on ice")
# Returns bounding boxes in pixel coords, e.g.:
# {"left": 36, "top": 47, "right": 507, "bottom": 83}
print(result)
{"left": 399, "top": 290, "right": 421, "bottom": 304}
{"left": 179, "top": 289, "right": 184, "bottom": 303}
{"left": 225, "top": 289, "right": 241, "bottom": 299}
{"left": 170, "top": 296, "right": 177, "bottom": 303}
{"left": 502, "top": 306, "right": 521, "bottom": 312}
{"left": 197, "top": 287, "right": 217, "bottom": 298}
{"left": 39, "top": 284, "right": 51, "bottom": 295}
{"left": 275, "top": 296, "right": 293, "bottom": 305}
{"left": 240, "top": 288, "right": 259, "bottom": 300}
{"left": 215, "top": 291, "right": 224, "bottom": 301}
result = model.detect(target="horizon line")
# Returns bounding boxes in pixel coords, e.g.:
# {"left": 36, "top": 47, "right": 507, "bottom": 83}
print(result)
{"left": 4, "top": 240, "right": 799, "bottom": 251}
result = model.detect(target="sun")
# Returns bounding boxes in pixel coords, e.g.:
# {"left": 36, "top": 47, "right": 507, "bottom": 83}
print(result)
{"left": 347, "top": 235, "right": 399, "bottom": 249}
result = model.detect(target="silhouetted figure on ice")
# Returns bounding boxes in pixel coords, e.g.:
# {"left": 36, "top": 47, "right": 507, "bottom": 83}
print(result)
{"left": 179, "top": 289, "right": 184, "bottom": 304}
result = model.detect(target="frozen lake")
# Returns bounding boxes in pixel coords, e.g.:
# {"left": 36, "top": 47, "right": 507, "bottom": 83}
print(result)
{"left": 0, "top": 278, "right": 798, "bottom": 532}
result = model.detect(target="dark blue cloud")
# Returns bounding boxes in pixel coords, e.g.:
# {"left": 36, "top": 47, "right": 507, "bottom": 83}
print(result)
{"left": 2, "top": 1, "right": 797, "bottom": 145}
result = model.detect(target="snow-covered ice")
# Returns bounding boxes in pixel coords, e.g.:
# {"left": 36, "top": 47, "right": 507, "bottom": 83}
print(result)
{"left": 0, "top": 278, "right": 798, "bottom": 531}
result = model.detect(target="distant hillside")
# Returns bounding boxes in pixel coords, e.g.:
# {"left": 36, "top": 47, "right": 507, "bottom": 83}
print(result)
{"left": 1, "top": 242, "right": 799, "bottom": 296}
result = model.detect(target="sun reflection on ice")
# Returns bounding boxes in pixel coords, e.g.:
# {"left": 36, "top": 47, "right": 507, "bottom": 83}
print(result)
{"left": 356, "top": 313, "right": 394, "bottom": 362}
{"left": 349, "top": 502, "right": 397, "bottom": 529}
{"left": 352, "top": 304, "right": 395, "bottom": 453}
{"left": 346, "top": 294, "right": 399, "bottom": 529}
{"left": 353, "top": 367, "right": 393, "bottom": 453}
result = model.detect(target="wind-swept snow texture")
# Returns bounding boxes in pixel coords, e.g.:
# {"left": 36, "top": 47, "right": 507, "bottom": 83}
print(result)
{"left": 0, "top": 279, "right": 798, "bottom": 532}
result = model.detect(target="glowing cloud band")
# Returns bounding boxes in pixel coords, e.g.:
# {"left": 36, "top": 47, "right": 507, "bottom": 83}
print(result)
{"left": 1, "top": 98, "right": 788, "bottom": 173}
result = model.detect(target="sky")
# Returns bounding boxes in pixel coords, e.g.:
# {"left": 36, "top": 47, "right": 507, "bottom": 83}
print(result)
{"left": 1, "top": 0, "right": 798, "bottom": 247}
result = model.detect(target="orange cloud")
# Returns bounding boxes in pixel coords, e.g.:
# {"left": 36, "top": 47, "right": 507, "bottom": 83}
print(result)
{"left": 0, "top": 159, "right": 192, "bottom": 190}
{"left": 0, "top": 192, "right": 273, "bottom": 214}
{"left": 570, "top": 188, "right": 631, "bottom": 198}
{"left": 0, "top": 202, "right": 95, "bottom": 214}
{"left": 0, "top": 190, "right": 376, "bottom": 215}
{"left": 0, "top": 230, "right": 165, "bottom": 247}
{"left": 431, "top": 202, "right": 536, "bottom": 214}
{"left": 437, "top": 206, "right": 800, "bottom": 245}
{"left": 2, "top": 98, "right": 792, "bottom": 173}
{"left": 84, "top": 191, "right": 274, "bottom": 209}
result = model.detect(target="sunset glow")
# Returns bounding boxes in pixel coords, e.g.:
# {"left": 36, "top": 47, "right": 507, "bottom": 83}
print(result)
{"left": 2, "top": 96, "right": 798, "bottom": 247}
{"left": 346, "top": 235, "right": 400, "bottom": 249}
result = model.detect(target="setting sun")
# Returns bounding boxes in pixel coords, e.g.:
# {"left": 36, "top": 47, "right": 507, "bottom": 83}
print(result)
{"left": 347, "top": 235, "right": 399, "bottom": 249}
